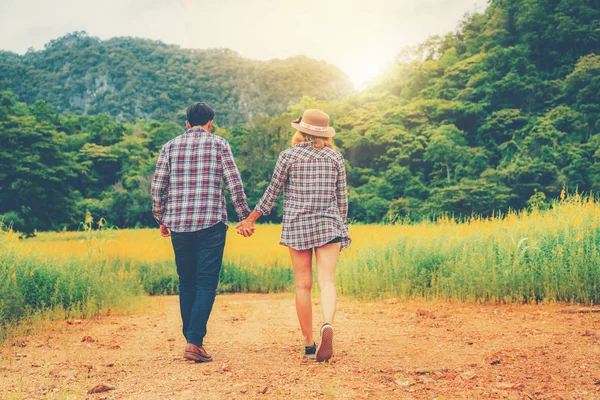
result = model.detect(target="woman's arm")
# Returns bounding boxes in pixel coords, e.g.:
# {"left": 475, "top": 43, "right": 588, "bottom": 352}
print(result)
{"left": 236, "top": 153, "right": 290, "bottom": 237}
{"left": 336, "top": 159, "right": 349, "bottom": 223}
{"left": 255, "top": 152, "right": 290, "bottom": 216}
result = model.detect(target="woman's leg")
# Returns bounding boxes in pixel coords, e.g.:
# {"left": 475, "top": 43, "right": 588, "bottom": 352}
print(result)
{"left": 289, "top": 247, "right": 314, "bottom": 346}
{"left": 315, "top": 242, "right": 341, "bottom": 324}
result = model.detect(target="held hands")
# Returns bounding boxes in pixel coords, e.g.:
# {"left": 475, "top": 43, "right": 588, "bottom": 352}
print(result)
{"left": 236, "top": 218, "right": 255, "bottom": 237}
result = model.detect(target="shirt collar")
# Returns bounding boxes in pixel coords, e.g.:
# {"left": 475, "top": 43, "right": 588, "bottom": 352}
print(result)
{"left": 185, "top": 127, "right": 210, "bottom": 135}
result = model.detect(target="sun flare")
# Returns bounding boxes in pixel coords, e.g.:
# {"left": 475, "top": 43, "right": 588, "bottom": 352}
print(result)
{"left": 344, "top": 55, "right": 391, "bottom": 90}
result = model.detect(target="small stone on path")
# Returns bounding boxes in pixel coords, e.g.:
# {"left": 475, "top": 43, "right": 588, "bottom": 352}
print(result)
{"left": 88, "top": 383, "right": 115, "bottom": 394}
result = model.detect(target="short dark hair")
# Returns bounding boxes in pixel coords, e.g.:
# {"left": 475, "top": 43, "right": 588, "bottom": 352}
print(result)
{"left": 186, "top": 102, "right": 214, "bottom": 127}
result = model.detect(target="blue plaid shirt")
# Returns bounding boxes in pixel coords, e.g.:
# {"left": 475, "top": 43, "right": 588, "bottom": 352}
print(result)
{"left": 255, "top": 142, "right": 351, "bottom": 251}
{"left": 151, "top": 127, "right": 250, "bottom": 232}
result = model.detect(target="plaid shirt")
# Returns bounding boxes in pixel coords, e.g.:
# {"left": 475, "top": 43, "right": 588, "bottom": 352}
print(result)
{"left": 255, "top": 142, "right": 351, "bottom": 251}
{"left": 151, "top": 127, "right": 250, "bottom": 232}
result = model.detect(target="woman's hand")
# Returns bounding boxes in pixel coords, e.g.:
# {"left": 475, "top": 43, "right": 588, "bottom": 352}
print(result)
{"left": 236, "top": 219, "right": 255, "bottom": 237}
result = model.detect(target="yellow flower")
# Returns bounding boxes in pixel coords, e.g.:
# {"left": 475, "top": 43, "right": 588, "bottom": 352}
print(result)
{"left": 29, "top": 271, "right": 34, "bottom": 277}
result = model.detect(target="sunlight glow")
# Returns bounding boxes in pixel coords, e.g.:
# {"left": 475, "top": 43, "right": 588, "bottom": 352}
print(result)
{"left": 343, "top": 53, "right": 394, "bottom": 90}
{"left": 0, "top": 0, "right": 488, "bottom": 90}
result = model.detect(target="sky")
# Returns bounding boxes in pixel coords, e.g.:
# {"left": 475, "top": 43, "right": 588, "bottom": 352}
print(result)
{"left": 0, "top": 0, "right": 489, "bottom": 88}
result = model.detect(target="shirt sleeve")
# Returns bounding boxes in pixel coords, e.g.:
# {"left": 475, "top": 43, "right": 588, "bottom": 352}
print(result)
{"left": 221, "top": 141, "right": 251, "bottom": 221}
{"left": 255, "top": 153, "right": 290, "bottom": 216}
{"left": 336, "top": 158, "right": 349, "bottom": 224}
{"left": 151, "top": 144, "right": 170, "bottom": 225}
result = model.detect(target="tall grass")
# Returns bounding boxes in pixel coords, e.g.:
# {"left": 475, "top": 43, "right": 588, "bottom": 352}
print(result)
{"left": 0, "top": 231, "right": 145, "bottom": 342}
{"left": 2, "top": 193, "right": 600, "bottom": 341}
{"left": 337, "top": 193, "right": 600, "bottom": 303}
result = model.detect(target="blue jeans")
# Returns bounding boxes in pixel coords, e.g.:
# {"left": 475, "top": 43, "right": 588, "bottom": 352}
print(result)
{"left": 171, "top": 222, "right": 227, "bottom": 346}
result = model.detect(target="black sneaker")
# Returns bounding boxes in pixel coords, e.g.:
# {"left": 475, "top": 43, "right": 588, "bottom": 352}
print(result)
{"left": 316, "top": 323, "right": 334, "bottom": 362}
{"left": 304, "top": 343, "right": 316, "bottom": 359}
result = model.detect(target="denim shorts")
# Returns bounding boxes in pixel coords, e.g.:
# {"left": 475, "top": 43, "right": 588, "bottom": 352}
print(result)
{"left": 326, "top": 237, "right": 342, "bottom": 244}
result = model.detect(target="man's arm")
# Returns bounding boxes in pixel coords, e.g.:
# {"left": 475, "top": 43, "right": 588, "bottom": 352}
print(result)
{"left": 151, "top": 144, "right": 170, "bottom": 226}
{"left": 221, "top": 141, "right": 251, "bottom": 220}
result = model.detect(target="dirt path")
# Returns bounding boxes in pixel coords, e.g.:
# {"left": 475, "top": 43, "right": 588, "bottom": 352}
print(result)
{"left": 1, "top": 294, "right": 599, "bottom": 399}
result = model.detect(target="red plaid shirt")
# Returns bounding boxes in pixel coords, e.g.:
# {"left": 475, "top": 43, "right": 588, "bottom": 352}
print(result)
{"left": 255, "top": 142, "right": 351, "bottom": 251}
{"left": 151, "top": 127, "right": 250, "bottom": 232}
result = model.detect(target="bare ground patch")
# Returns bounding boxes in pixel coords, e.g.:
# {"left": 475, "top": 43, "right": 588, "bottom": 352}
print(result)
{"left": 1, "top": 294, "right": 600, "bottom": 399}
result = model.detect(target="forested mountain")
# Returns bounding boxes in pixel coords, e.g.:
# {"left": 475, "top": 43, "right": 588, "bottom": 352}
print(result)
{"left": 302, "top": 0, "right": 600, "bottom": 220}
{"left": 1, "top": 0, "right": 599, "bottom": 233}
{"left": 0, "top": 32, "right": 353, "bottom": 125}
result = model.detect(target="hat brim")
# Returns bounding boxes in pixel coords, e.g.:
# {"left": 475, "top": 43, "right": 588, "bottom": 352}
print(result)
{"left": 291, "top": 122, "right": 335, "bottom": 138}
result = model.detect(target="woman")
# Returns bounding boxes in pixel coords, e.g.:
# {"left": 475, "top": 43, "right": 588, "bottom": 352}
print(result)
{"left": 237, "top": 109, "right": 351, "bottom": 362}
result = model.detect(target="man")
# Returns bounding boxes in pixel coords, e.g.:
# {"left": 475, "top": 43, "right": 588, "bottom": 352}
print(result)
{"left": 151, "top": 102, "right": 252, "bottom": 362}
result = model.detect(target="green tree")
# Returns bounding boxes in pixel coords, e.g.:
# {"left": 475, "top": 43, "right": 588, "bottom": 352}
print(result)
{"left": 424, "top": 124, "right": 468, "bottom": 185}
{"left": 0, "top": 95, "right": 78, "bottom": 233}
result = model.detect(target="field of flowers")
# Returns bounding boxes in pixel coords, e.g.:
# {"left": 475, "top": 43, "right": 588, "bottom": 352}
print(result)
{"left": 2, "top": 193, "right": 600, "bottom": 340}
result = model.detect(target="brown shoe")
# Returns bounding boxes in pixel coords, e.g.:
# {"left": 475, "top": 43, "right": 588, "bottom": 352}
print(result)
{"left": 184, "top": 343, "right": 213, "bottom": 362}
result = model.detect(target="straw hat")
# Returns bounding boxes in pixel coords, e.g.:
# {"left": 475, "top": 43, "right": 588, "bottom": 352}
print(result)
{"left": 291, "top": 109, "right": 335, "bottom": 138}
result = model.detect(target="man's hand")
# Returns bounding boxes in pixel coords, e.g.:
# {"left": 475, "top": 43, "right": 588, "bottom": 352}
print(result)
{"left": 235, "top": 219, "right": 255, "bottom": 237}
{"left": 160, "top": 224, "right": 170, "bottom": 237}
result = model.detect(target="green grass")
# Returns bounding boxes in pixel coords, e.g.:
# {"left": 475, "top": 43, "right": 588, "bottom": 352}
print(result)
{"left": 336, "top": 196, "right": 600, "bottom": 303}
{"left": 2, "top": 194, "right": 600, "bottom": 343}
{"left": 0, "top": 237, "right": 145, "bottom": 342}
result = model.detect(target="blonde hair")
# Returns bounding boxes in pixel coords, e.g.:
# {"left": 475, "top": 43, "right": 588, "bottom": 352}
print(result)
{"left": 291, "top": 131, "right": 334, "bottom": 149}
